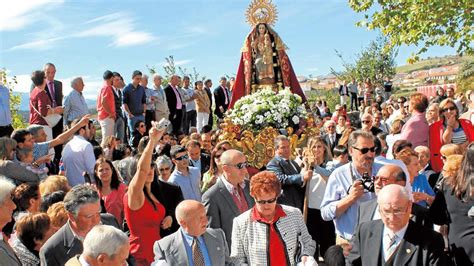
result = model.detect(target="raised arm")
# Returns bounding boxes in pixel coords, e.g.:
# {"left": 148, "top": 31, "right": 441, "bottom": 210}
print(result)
{"left": 49, "top": 114, "right": 91, "bottom": 148}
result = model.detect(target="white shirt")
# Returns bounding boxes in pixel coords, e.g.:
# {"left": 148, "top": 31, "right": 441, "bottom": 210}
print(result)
{"left": 61, "top": 135, "right": 95, "bottom": 186}
{"left": 79, "top": 255, "right": 90, "bottom": 266}
{"left": 221, "top": 175, "right": 245, "bottom": 195}
{"left": 382, "top": 223, "right": 408, "bottom": 260}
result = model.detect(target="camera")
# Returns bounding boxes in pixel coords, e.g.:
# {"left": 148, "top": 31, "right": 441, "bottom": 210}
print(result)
{"left": 360, "top": 172, "right": 375, "bottom": 193}
{"left": 156, "top": 118, "right": 171, "bottom": 131}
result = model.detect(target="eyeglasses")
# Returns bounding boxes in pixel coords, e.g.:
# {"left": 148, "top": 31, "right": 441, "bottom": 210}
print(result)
{"left": 175, "top": 154, "right": 188, "bottom": 161}
{"left": 374, "top": 176, "right": 392, "bottom": 183}
{"left": 255, "top": 197, "right": 277, "bottom": 204}
{"left": 379, "top": 205, "right": 409, "bottom": 217}
{"left": 361, "top": 120, "right": 371, "bottom": 124}
{"left": 441, "top": 106, "right": 457, "bottom": 113}
{"left": 404, "top": 106, "right": 409, "bottom": 109}
{"left": 327, "top": 125, "right": 335, "bottom": 129}
{"left": 139, "top": 124, "right": 146, "bottom": 128}
{"left": 159, "top": 167, "right": 170, "bottom": 171}
{"left": 352, "top": 146, "right": 376, "bottom": 154}
{"left": 226, "top": 162, "right": 248, "bottom": 169}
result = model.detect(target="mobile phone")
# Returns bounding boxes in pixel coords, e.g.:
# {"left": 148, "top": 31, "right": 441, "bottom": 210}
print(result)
{"left": 156, "top": 118, "right": 171, "bottom": 130}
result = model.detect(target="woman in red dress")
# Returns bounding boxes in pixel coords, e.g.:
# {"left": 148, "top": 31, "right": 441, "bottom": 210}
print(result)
{"left": 123, "top": 124, "right": 166, "bottom": 265}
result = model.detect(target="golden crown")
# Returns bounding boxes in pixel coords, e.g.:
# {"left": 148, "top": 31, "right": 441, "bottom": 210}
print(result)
{"left": 245, "top": 0, "right": 278, "bottom": 27}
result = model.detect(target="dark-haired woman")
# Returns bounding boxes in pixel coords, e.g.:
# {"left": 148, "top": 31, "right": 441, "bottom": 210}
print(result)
{"left": 130, "top": 121, "right": 147, "bottom": 149}
{"left": 123, "top": 123, "right": 165, "bottom": 266}
{"left": 94, "top": 158, "right": 127, "bottom": 225}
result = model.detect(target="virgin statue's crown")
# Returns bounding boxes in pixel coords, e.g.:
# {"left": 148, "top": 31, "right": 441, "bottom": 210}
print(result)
{"left": 245, "top": 0, "right": 278, "bottom": 27}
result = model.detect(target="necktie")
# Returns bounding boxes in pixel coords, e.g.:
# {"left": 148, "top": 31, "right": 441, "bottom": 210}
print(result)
{"left": 192, "top": 237, "right": 205, "bottom": 266}
{"left": 173, "top": 86, "right": 182, "bottom": 109}
{"left": 286, "top": 160, "right": 298, "bottom": 173}
{"left": 233, "top": 187, "right": 248, "bottom": 213}
{"left": 49, "top": 81, "right": 56, "bottom": 107}
{"left": 386, "top": 233, "right": 399, "bottom": 260}
{"left": 223, "top": 87, "right": 228, "bottom": 105}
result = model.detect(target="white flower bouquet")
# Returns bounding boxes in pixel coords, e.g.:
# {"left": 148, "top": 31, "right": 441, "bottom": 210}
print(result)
{"left": 227, "top": 88, "right": 306, "bottom": 131}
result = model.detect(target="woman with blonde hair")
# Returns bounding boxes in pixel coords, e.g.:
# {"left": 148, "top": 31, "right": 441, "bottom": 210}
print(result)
{"left": 39, "top": 175, "right": 70, "bottom": 197}
{"left": 386, "top": 119, "right": 405, "bottom": 159}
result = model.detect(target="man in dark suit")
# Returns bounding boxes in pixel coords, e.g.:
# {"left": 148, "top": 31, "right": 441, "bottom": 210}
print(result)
{"left": 44, "top": 63, "right": 64, "bottom": 170}
{"left": 266, "top": 135, "right": 312, "bottom": 211}
{"left": 152, "top": 200, "right": 232, "bottom": 265}
{"left": 202, "top": 149, "right": 254, "bottom": 248}
{"left": 356, "top": 164, "right": 433, "bottom": 229}
{"left": 186, "top": 140, "right": 211, "bottom": 177}
{"left": 39, "top": 185, "right": 121, "bottom": 266}
{"left": 213, "top": 77, "right": 230, "bottom": 120}
{"left": 204, "top": 79, "right": 214, "bottom": 128}
{"left": 348, "top": 184, "right": 446, "bottom": 266}
{"left": 164, "top": 75, "right": 184, "bottom": 136}
{"left": 322, "top": 120, "right": 341, "bottom": 154}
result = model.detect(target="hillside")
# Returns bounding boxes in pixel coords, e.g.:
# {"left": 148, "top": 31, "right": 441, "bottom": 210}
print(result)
{"left": 396, "top": 55, "right": 472, "bottom": 74}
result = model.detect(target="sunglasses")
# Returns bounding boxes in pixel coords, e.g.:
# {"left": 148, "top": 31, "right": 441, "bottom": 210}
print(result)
{"left": 159, "top": 167, "right": 170, "bottom": 171}
{"left": 226, "top": 162, "right": 248, "bottom": 169}
{"left": 175, "top": 154, "right": 188, "bottom": 161}
{"left": 255, "top": 197, "right": 277, "bottom": 204}
{"left": 352, "top": 146, "right": 376, "bottom": 154}
{"left": 362, "top": 120, "right": 371, "bottom": 124}
{"left": 139, "top": 124, "right": 146, "bottom": 128}
{"left": 404, "top": 106, "right": 409, "bottom": 109}
{"left": 441, "top": 106, "right": 457, "bottom": 113}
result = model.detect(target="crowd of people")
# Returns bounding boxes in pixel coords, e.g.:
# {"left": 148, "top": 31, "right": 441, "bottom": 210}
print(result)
{"left": 0, "top": 62, "right": 473, "bottom": 266}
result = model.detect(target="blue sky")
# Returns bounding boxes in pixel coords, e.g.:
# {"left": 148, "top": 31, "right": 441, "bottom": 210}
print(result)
{"left": 1, "top": 0, "right": 455, "bottom": 100}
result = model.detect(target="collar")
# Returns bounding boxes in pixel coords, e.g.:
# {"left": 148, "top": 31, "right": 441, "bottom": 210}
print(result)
{"left": 67, "top": 220, "right": 85, "bottom": 242}
{"left": 180, "top": 228, "right": 204, "bottom": 247}
{"left": 383, "top": 222, "right": 409, "bottom": 241}
{"left": 0, "top": 232, "right": 3, "bottom": 241}
{"left": 251, "top": 204, "right": 286, "bottom": 224}
{"left": 79, "top": 255, "right": 90, "bottom": 266}
{"left": 221, "top": 175, "right": 245, "bottom": 194}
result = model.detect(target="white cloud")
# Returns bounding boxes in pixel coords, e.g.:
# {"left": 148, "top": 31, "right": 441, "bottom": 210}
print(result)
{"left": 9, "top": 37, "right": 66, "bottom": 51}
{"left": 75, "top": 12, "right": 157, "bottom": 47}
{"left": 155, "top": 59, "right": 192, "bottom": 67}
{"left": 307, "top": 67, "right": 319, "bottom": 72}
{"left": 0, "top": 0, "right": 64, "bottom": 31}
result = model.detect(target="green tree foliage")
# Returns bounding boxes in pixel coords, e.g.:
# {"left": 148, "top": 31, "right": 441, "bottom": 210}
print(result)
{"left": 0, "top": 69, "right": 28, "bottom": 129}
{"left": 349, "top": 0, "right": 473, "bottom": 63}
{"left": 147, "top": 56, "right": 205, "bottom": 86}
{"left": 457, "top": 59, "right": 474, "bottom": 93}
{"left": 331, "top": 35, "right": 397, "bottom": 86}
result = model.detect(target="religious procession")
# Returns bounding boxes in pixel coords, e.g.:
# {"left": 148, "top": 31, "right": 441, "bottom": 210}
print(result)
{"left": 0, "top": 0, "right": 473, "bottom": 265}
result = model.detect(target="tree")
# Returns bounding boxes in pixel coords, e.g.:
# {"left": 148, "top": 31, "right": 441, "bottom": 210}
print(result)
{"left": 0, "top": 68, "right": 28, "bottom": 129}
{"left": 331, "top": 35, "right": 397, "bottom": 86}
{"left": 348, "top": 0, "right": 473, "bottom": 63}
{"left": 146, "top": 55, "right": 205, "bottom": 86}
{"left": 457, "top": 59, "right": 474, "bottom": 93}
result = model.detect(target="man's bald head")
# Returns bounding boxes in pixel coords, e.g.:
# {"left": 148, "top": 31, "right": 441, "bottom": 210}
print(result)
{"left": 220, "top": 149, "right": 248, "bottom": 186}
{"left": 175, "top": 200, "right": 204, "bottom": 224}
{"left": 175, "top": 200, "right": 207, "bottom": 237}
{"left": 377, "top": 184, "right": 412, "bottom": 231}
{"left": 220, "top": 149, "right": 244, "bottom": 165}
{"left": 374, "top": 164, "right": 406, "bottom": 194}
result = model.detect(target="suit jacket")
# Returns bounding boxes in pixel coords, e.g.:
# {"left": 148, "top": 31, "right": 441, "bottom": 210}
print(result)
{"left": 0, "top": 239, "right": 21, "bottom": 266}
{"left": 213, "top": 86, "right": 229, "bottom": 118}
{"left": 164, "top": 84, "right": 183, "bottom": 119}
{"left": 188, "top": 153, "right": 211, "bottom": 176}
{"left": 202, "top": 179, "right": 254, "bottom": 249}
{"left": 357, "top": 199, "right": 433, "bottom": 229}
{"left": 323, "top": 133, "right": 341, "bottom": 152}
{"left": 39, "top": 214, "right": 120, "bottom": 266}
{"left": 151, "top": 178, "right": 185, "bottom": 237}
{"left": 266, "top": 156, "right": 305, "bottom": 210}
{"left": 151, "top": 228, "right": 232, "bottom": 266}
{"left": 347, "top": 220, "right": 446, "bottom": 266}
{"left": 45, "top": 80, "right": 63, "bottom": 106}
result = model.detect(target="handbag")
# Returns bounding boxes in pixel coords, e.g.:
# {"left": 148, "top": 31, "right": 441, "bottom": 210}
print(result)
{"left": 30, "top": 100, "right": 61, "bottom": 127}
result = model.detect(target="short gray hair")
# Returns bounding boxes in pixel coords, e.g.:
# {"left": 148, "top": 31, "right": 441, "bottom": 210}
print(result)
{"left": 27, "top": 125, "right": 44, "bottom": 138}
{"left": 0, "top": 176, "right": 15, "bottom": 203}
{"left": 156, "top": 155, "right": 172, "bottom": 168}
{"left": 274, "top": 135, "right": 289, "bottom": 150}
{"left": 153, "top": 74, "right": 163, "bottom": 81}
{"left": 83, "top": 225, "right": 129, "bottom": 259}
{"left": 70, "top": 77, "right": 83, "bottom": 89}
{"left": 348, "top": 130, "right": 375, "bottom": 149}
{"left": 63, "top": 184, "right": 99, "bottom": 216}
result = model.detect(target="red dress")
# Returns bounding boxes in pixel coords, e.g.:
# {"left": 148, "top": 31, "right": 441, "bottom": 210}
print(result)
{"left": 123, "top": 193, "right": 165, "bottom": 266}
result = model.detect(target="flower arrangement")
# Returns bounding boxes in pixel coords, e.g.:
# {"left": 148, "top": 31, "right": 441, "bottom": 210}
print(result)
{"left": 227, "top": 88, "right": 307, "bottom": 131}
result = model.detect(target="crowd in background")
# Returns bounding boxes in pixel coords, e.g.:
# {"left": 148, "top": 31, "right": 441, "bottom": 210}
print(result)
{"left": 0, "top": 63, "right": 473, "bottom": 265}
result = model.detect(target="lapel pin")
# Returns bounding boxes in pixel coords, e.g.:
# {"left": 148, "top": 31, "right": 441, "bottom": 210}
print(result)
{"left": 217, "top": 247, "right": 221, "bottom": 251}
{"left": 406, "top": 249, "right": 411, "bottom": 254}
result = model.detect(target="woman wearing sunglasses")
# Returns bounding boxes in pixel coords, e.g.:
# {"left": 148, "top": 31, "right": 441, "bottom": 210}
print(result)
{"left": 201, "top": 141, "right": 231, "bottom": 193}
{"left": 231, "top": 171, "right": 316, "bottom": 265}
{"left": 130, "top": 121, "right": 147, "bottom": 149}
{"left": 429, "top": 98, "right": 474, "bottom": 172}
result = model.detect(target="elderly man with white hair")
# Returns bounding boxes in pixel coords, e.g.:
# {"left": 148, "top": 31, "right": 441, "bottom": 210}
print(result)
{"left": 361, "top": 113, "right": 383, "bottom": 137}
{"left": 348, "top": 184, "right": 446, "bottom": 266}
{"left": 63, "top": 77, "right": 89, "bottom": 127}
{"left": 152, "top": 74, "right": 170, "bottom": 124}
{"left": 0, "top": 176, "right": 21, "bottom": 265}
{"left": 65, "top": 225, "right": 130, "bottom": 266}
{"left": 323, "top": 119, "right": 341, "bottom": 153}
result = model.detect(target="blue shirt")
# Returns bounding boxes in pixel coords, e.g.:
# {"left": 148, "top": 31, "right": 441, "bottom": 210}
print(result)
{"left": 33, "top": 141, "right": 51, "bottom": 168}
{"left": 320, "top": 162, "right": 382, "bottom": 240}
{"left": 0, "top": 85, "right": 12, "bottom": 126}
{"left": 181, "top": 228, "right": 211, "bottom": 266}
{"left": 122, "top": 83, "right": 146, "bottom": 115}
{"left": 169, "top": 166, "right": 202, "bottom": 201}
{"left": 412, "top": 174, "right": 435, "bottom": 208}
{"left": 63, "top": 89, "right": 89, "bottom": 125}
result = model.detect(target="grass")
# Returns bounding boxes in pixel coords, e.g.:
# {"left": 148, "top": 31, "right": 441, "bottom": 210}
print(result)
{"left": 396, "top": 55, "right": 473, "bottom": 73}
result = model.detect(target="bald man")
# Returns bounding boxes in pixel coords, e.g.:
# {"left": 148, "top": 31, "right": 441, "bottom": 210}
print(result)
{"left": 152, "top": 200, "right": 230, "bottom": 265}
{"left": 202, "top": 149, "right": 254, "bottom": 248}
{"left": 348, "top": 185, "right": 446, "bottom": 266}
{"left": 356, "top": 164, "right": 433, "bottom": 228}
{"left": 361, "top": 113, "right": 383, "bottom": 136}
